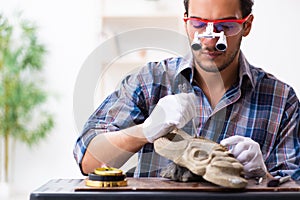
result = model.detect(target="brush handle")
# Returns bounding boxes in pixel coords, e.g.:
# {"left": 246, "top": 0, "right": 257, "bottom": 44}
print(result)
{"left": 279, "top": 175, "right": 291, "bottom": 184}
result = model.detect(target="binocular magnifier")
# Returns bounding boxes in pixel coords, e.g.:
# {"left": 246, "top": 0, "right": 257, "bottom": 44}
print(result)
{"left": 191, "top": 22, "right": 227, "bottom": 52}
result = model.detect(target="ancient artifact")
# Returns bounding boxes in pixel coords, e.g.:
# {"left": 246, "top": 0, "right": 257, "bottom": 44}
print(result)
{"left": 154, "top": 129, "right": 248, "bottom": 188}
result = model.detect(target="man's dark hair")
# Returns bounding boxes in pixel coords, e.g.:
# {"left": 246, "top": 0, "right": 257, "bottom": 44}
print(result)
{"left": 183, "top": 0, "right": 254, "bottom": 18}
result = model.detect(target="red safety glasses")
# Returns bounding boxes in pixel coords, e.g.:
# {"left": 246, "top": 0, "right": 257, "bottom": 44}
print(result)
{"left": 184, "top": 15, "right": 251, "bottom": 36}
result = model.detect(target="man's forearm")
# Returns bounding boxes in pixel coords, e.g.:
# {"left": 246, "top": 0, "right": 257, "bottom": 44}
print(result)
{"left": 81, "top": 124, "right": 147, "bottom": 174}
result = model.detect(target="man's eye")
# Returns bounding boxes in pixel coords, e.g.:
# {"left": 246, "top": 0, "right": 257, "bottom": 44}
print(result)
{"left": 191, "top": 21, "right": 206, "bottom": 28}
{"left": 220, "top": 22, "right": 236, "bottom": 29}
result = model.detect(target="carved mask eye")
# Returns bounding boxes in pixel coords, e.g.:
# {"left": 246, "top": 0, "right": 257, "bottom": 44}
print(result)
{"left": 193, "top": 150, "right": 208, "bottom": 161}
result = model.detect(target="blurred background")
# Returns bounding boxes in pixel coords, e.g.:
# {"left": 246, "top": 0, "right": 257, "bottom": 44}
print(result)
{"left": 0, "top": 0, "right": 299, "bottom": 199}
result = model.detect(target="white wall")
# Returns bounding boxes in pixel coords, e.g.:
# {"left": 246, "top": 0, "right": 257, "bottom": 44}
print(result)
{"left": 242, "top": 0, "right": 300, "bottom": 95}
{"left": 1, "top": 0, "right": 102, "bottom": 196}
{"left": 0, "top": 0, "right": 299, "bottom": 198}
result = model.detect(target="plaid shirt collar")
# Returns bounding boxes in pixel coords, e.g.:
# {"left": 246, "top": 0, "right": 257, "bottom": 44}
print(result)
{"left": 175, "top": 51, "right": 256, "bottom": 89}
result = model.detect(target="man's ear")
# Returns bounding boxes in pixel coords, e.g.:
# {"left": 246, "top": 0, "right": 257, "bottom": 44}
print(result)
{"left": 184, "top": 12, "right": 188, "bottom": 32}
{"left": 243, "top": 14, "right": 254, "bottom": 37}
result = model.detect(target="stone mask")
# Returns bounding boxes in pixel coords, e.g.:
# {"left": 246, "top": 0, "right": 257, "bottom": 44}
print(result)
{"left": 154, "top": 129, "right": 248, "bottom": 188}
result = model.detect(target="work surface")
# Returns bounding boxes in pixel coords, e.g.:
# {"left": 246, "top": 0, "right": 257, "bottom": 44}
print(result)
{"left": 30, "top": 178, "right": 300, "bottom": 200}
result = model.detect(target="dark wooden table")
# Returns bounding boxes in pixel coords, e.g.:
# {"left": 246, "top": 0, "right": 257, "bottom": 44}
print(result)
{"left": 30, "top": 178, "right": 300, "bottom": 200}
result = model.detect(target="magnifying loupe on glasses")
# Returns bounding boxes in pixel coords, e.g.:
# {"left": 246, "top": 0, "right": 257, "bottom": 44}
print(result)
{"left": 191, "top": 23, "right": 227, "bottom": 51}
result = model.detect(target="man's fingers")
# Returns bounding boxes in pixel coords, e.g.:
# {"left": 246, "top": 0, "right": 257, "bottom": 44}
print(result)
{"left": 236, "top": 149, "right": 256, "bottom": 164}
{"left": 230, "top": 142, "right": 249, "bottom": 158}
{"left": 220, "top": 135, "right": 267, "bottom": 178}
{"left": 220, "top": 135, "right": 246, "bottom": 146}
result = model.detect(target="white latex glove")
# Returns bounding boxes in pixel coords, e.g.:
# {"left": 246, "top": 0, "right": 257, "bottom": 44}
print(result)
{"left": 220, "top": 135, "right": 267, "bottom": 178}
{"left": 143, "top": 93, "right": 197, "bottom": 143}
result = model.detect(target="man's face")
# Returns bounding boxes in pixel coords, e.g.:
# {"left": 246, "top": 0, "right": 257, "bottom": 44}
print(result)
{"left": 185, "top": 0, "right": 251, "bottom": 73}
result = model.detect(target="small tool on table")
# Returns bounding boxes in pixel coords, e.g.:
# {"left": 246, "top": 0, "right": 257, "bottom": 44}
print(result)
{"left": 267, "top": 175, "right": 291, "bottom": 187}
{"left": 255, "top": 177, "right": 263, "bottom": 185}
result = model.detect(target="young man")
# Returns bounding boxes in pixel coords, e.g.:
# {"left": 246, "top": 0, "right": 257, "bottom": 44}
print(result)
{"left": 74, "top": 0, "right": 300, "bottom": 179}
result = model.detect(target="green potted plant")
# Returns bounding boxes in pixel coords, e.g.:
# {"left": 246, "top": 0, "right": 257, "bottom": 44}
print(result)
{"left": 0, "top": 12, "right": 54, "bottom": 187}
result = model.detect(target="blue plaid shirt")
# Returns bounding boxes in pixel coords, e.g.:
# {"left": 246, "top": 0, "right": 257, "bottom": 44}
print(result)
{"left": 74, "top": 52, "right": 300, "bottom": 179}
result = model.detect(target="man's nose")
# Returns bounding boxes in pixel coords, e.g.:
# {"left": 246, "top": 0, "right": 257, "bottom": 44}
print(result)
{"left": 200, "top": 37, "right": 218, "bottom": 50}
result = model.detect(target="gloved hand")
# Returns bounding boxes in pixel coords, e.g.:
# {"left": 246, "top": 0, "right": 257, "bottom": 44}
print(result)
{"left": 143, "top": 93, "right": 197, "bottom": 143}
{"left": 220, "top": 135, "right": 267, "bottom": 178}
